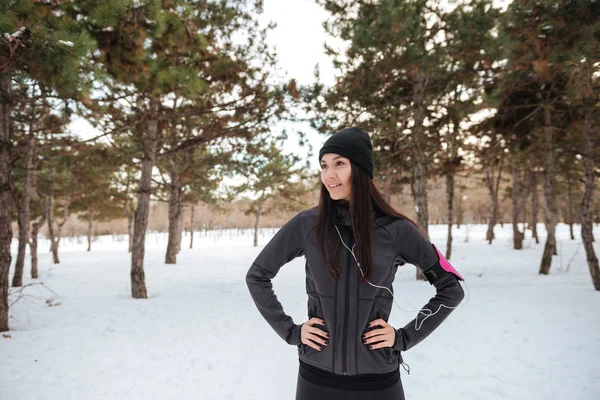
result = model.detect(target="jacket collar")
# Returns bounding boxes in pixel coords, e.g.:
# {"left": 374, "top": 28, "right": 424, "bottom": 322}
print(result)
{"left": 333, "top": 201, "right": 378, "bottom": 227}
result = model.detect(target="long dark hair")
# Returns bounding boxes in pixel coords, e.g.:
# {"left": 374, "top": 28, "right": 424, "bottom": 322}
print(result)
{"left": 315, "top": 161, "right": 419, "bottom": 283}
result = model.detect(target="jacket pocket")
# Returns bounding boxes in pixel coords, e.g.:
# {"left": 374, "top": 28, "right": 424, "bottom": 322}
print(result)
{"left": 299, "top": 295, "right": 332, "bottom": 371}
{"left": 307, "top": 295, "right": 329, "bottom": 335}
{"left": 298, "top": 299, "right": 317, "bottom": 357}
{"left": 356, "top": 300, "right": 396, "bottom": 374}
{"left": 384, "top": 347, "right": 392, "bottom": 363}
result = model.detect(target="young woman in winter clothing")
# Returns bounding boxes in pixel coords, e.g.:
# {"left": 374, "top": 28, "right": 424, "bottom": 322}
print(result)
{"left": 246, "top": 127, "right": 465, "bottom": 400}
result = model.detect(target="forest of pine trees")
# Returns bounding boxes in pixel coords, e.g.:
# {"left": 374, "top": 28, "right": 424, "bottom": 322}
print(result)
{"left": 1, "top": 0, "right": 599, "bottom": 332}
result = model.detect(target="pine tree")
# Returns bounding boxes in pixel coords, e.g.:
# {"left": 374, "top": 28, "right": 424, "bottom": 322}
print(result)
{"left": 73, "top": 0, "right": 286, "bottom": 297}
{"left": 437, "top": 0, "right": 501, "bottom": 257}
{"left": 559, "top": 0, "right": 600, "bottom": 289}
{"left": 155, "top": 129, "right": 227, "bottom": 264}
{"left": 68, "top": 142, "right": 124, "bottom": 252}
{"left": 0, "top": 0, "right": 94, "bottom": 331}
{"left": 312, "top": 0, "right": 499, "bottom": 278}
{"left": 228, "top": 133, "right": 313, "bottom": 247}
{"left": 9, "top": 82, "right": 71, "bottom": 283}
{"left": 495, "top": 0, "right": 595, "bottom": 274}
{"left": 37, "top": 141, "right": 78, "bottom": 265}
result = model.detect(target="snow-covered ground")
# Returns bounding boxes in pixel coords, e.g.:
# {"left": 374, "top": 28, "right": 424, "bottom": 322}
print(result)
{"left": 2, "top": 223, "right": 599, "bottom": 400}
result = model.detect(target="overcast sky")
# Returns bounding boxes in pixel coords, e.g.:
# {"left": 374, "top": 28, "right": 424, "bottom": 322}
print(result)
{"left": 261, "top": 0, "right": 338, "bottom": 87}
{"left": 255, "top": 0, "right": 338, "bottom": 172}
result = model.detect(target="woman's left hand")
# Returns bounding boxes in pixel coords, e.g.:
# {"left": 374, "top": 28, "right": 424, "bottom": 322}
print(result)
{"left": 362, "top": 318, "right": 395, "bottom": 349}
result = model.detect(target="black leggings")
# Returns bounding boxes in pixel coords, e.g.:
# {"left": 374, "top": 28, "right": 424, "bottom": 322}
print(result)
{"left": 295, "top": 370, "right": 406, "bottom": 400}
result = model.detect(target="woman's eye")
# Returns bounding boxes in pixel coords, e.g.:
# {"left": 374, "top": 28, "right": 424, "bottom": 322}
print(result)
{"left": 321, "top": 162, "right": 343, "bottom": 169}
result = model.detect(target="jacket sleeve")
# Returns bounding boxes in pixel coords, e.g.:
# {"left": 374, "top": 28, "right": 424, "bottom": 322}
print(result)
{"left": 245, "top": 211, "right": 306, "bottom": 346}
{"left": 391, "top": 220, "right": 465, "bottom": 353}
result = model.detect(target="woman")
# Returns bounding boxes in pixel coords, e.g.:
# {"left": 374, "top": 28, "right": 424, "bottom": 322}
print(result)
{"left": 246, "top": 127, "right": 465, "bottom": 399}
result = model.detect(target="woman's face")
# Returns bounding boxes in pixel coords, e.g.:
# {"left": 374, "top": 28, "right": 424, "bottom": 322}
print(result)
{"left": 320, "top": 153, "right": 352, "bottom": 202}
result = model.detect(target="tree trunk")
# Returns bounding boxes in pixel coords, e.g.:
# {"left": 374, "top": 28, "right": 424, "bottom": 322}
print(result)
{"left": 539, "top": 104, "right": 557, "bottom": 275}
{"left": 253, "top": 201, "right": 264, "bottom": 247}
{"left": 175, "top": 203, "right": 183, "bottom": 254}
{"left": 131, "top": 98, "right": 159, "bottom": 298}
{"left": 52, "top": 194, "right": 70, "bottom": 261}
{"left": 445, "top": 114, "right": 459, "bottom": 260}
{"left": 46, "top": 164, "right": 59, "bottom": 264}
{"left": 12, "top": 116, "right": 35, "bottom": 287}
{"left": 29, "top": 215, "right": 45, "bottom": 280}
{"left": 29, "top": 165, "right": 44, "bottom": 279}
{"left": 511, "top": 160, "right": 524, "bottom": 250}
{"left": 189, "top": 203, "right": 195, "bottom": 249}
{"left": 531, "top": 168, "right": 540, "bottom": 244}
{"left": 486, "top": 206, "right": 497, "bottom": 244}
{"left": 580, "top": 104, "right": 600, "bottom": 290}
{"left": 411, "top": 71, "right": 429, "bottom": 281}
{"left": 484, "top": 153, "right": 504, "bottom": 245}
{"left": 124, "top": 196, "right": 133, "bottom": 253}
{"left": 87, "top": 207, "right": 93, "bottom": 252}
{"left": 456, "top": 183, "right": 464, "bottom": 229}
{"left": 0, "top": 75, "right": 13, "bottom": 332}
{"left": 30, "top": 222, "right": 40, "bottom": 279}
{"left": 566, "top": 172, "right": 575, "bottom": 240}
{"left": 522, "top": 163, "right": 531, "bottom": 238}
{"left": 446, "top": 170, "right": 454, "bottom": 259}
{"left": 165, "top": 155, "right": 181, "bottom": 264}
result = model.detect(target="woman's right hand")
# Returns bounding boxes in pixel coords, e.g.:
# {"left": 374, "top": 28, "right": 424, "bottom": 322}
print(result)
{"left": 301, "top": 318, "right": 329, "bottom": 351}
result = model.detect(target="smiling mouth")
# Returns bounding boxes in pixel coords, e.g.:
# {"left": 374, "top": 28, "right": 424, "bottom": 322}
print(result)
{"left": 328, "top": 183, "right": 342, "bottom": 188}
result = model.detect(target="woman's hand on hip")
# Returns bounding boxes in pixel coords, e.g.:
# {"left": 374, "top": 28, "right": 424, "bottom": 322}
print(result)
{"left": 301, "top": 318, "right": 329, "bottom": 351}
{"left": 363, "top": 318, "right": 395, "bottom": 350}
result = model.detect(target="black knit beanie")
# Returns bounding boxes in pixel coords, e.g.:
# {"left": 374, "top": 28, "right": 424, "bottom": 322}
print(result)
{"left": 318, "top": 127, "right": 374, "bottom": 179}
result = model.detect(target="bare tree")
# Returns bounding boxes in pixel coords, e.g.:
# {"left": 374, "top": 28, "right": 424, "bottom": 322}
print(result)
{"left": 483, "top": 151, "right": 504, "bottom": 244}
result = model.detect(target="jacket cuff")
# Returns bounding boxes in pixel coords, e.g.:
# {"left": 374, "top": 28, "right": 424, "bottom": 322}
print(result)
{"left": 392, "top": 328, "right": 406, "bottom": 352}
{"left": 287, "top": 323, "right": 303, "bottom": 346}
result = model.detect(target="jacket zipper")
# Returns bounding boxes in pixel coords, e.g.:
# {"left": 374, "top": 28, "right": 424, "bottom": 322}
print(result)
{"left": 342, "top": 230, "right": 351, "bottom": 375}
{"left": 332, "top": 273, "right": 338, "bottom": 373}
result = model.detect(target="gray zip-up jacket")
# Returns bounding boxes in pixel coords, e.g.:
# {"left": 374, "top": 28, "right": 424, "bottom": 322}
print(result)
{"left": 246, "top": 203, "right": 465, "bottom": 376}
